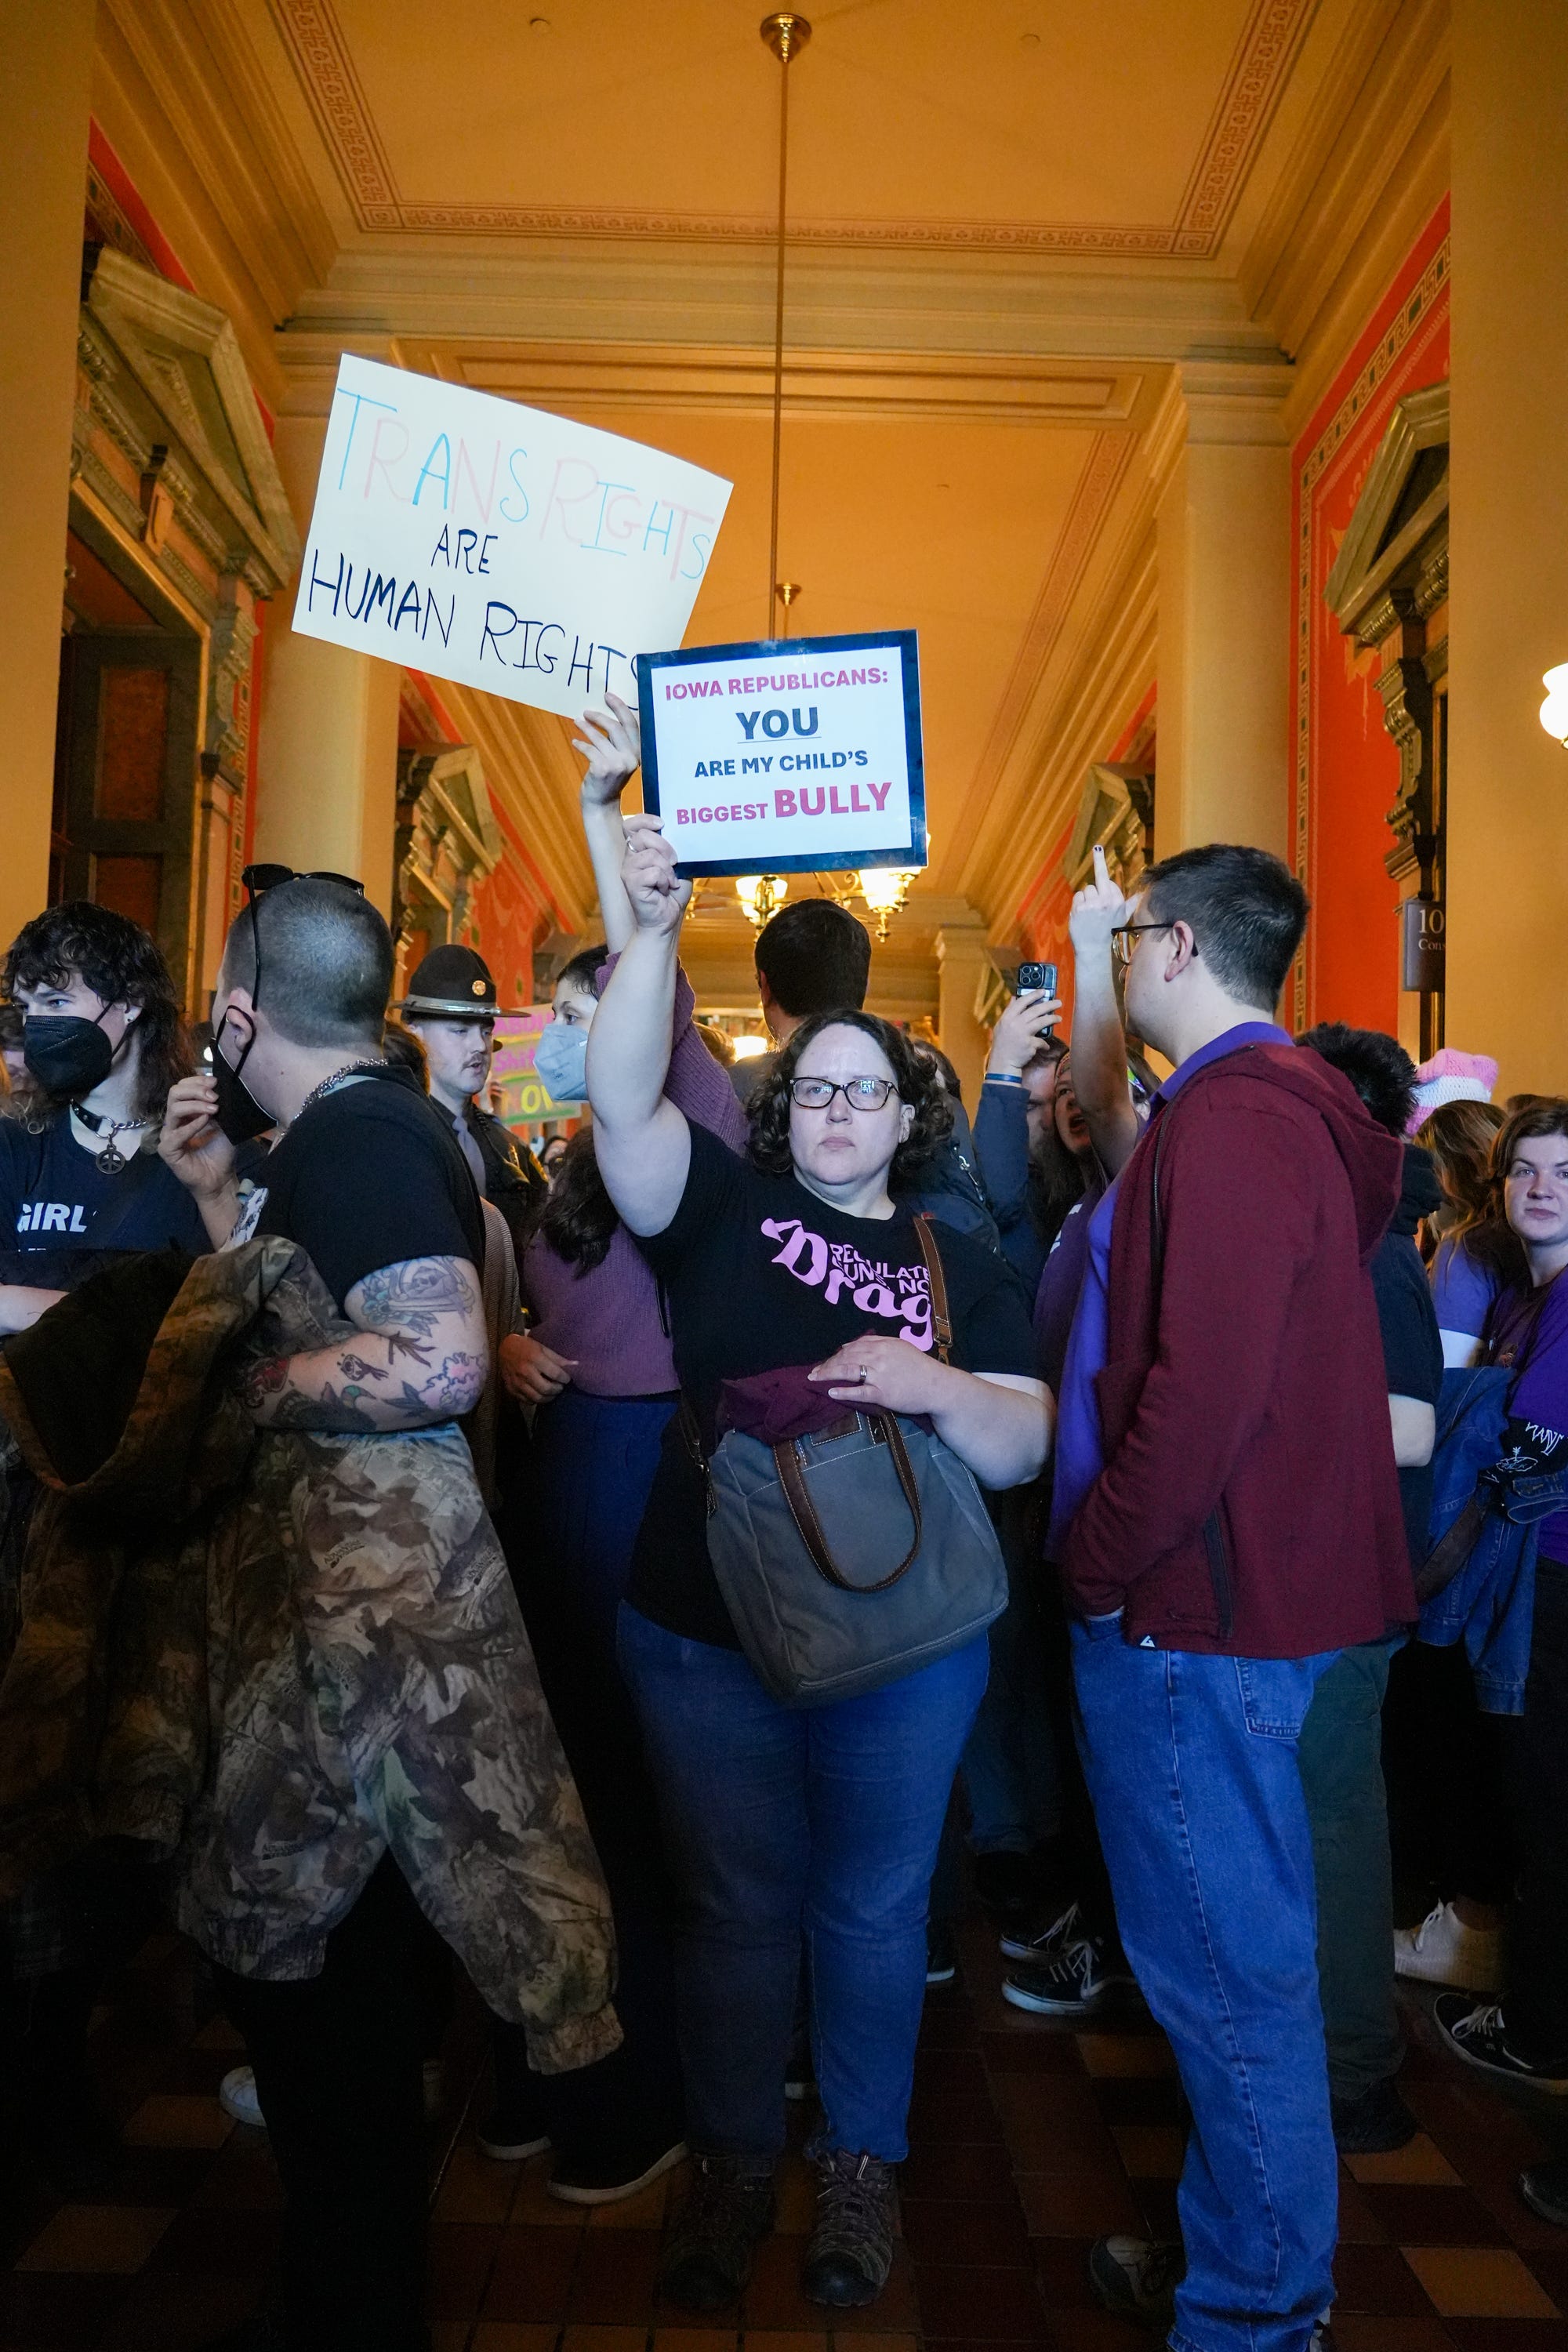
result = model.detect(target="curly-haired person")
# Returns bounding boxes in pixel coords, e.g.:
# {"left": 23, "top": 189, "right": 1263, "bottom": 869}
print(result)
{"left": 585, "top": 815, "right": 1050, "bottom": 2315}
{"left": 0, "top": 900, "right": 208, "bottom": 1332}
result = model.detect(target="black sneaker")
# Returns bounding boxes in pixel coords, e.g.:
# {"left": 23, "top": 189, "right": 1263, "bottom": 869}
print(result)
{"left": 971, "top": 1851, "right": 1038, "bottom": 1918}
{"left": 476, "top": 2107, "right": 551, "bottom": 2161}
{"left": 1331, "top": 2075, "right": 1418, "bottom": 2154}
{"left": 1520, "top": 2157, "right": 1568, "bottom": 2228}
{"left": 801, "top": 2149, "right": 898, "bottom": 2309}
{"left": 1003, "top": 1932, "right": 1134, "bottom": 2019}
{"left": 1088, "top": 2234, "right": 1184, "bottom": 2332}
{"left": 547, "top": 2135, "right": 687, "bottom": 2206}
{"left": 660, "top": 2152, "right": 776, "bottom": 2310}
{"left": 1432, "top": 1997, "right": 1568, "bottom": 2093}
{"left": 999, "top": 1898, "right": 1079, "bottom": 1966}
{"left": 926, "top": 1925, "right": 957, "bottom": 1985}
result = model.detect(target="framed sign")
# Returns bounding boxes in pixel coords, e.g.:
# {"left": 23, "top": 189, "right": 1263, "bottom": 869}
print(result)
{"left": 638, "top": 630, "right": 925, "bottom": 878}
{"left": 292, "top": 355, "right": 732, "bottom": 721}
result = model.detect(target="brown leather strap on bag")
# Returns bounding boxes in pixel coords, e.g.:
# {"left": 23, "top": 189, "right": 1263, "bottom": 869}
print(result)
{"left": 1414, "top": 1496, "right": 1487, "bottom": 1606}
{"left": 912, "top": 1212, "right": 953, "bottom": 1363}
{"left": 775, "top": 1412, "right": 924, "bottom": 1592}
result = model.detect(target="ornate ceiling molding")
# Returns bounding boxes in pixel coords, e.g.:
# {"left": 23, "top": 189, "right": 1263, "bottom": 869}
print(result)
{"left": 268, "top": 0, "right": 1316, "bottom": 260}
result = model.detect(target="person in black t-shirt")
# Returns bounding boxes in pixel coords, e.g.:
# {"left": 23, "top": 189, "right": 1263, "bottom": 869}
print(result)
{"left": 0, "top": 904, "right": 209, "bottom": 2195}
{"left": 1295, "top": 1023, "right": 1443, "bottom": 2156}
{"left": 588, "top": 818, "right": 1050, "bottom": 2315}
{"left": 0, "top": 903, "right": 208, "bottom": 1333}
{"left": 158, "top": 875, "right": 506, "bottom": 2351}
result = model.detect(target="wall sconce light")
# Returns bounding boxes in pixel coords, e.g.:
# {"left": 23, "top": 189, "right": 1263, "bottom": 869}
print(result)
{"left": 1540, "top": 666, "right": 1568, "bottom": 747}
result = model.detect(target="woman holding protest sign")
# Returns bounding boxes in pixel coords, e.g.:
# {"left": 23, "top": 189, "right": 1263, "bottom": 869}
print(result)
{"left": 586, "top": 815, "right": 1050, "bottom": 2313}
{"left": 484, "top": 695, "right": 749, "bottom": 2208}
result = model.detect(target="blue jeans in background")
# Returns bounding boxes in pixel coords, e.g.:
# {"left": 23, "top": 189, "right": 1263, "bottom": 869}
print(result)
{"left": 1298, "top": 1637, "right": 1403, "bottom": 2103}
{"left": 961, "top": 1488, "right": 1063, "bottom": 1855}
{"left": 617, "top": 1606, "right": 987, "bottom": 2162}
{"left": 1072, "top": 1621, "right": 1338, "bottom": 2352}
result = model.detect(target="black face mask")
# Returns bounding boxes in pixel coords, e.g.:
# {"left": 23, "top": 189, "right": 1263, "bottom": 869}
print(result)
{"left": 212, "top": 1013, "right": 274, "bottom": 1145}
{"left": 22, "top": 1011, "right": 115, "bottom": 1099}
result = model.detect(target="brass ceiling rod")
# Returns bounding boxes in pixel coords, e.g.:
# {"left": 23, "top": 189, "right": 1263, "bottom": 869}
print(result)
{"left": 760, "top": 13, "right": 811, "bottom": 640}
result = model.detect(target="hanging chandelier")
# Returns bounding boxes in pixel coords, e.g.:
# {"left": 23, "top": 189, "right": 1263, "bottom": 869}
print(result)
{"left": 760, "top": 13, "right": 811, "bottom": 639}
{"left": 735, "top": 873, "right": 789, "bottom": 927}
{"left": 856, "top": 866, "right": 918, "bottom": 941}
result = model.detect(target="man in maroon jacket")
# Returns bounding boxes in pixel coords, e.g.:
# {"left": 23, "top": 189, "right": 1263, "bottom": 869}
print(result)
{"left": 1051, "top": 845, "right": 1413, "bottom": 2352}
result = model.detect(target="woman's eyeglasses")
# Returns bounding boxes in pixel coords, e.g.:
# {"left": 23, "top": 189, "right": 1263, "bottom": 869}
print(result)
{"left": 790, "top": 1076, "right": 898, "bottom": 1112}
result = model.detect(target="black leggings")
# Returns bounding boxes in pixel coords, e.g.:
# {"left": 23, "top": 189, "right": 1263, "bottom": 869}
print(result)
{"left": 216, "top": 1860, "right": 434, "bottom": 2352}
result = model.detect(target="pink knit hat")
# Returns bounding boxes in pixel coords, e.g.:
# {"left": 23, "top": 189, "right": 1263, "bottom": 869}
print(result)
{"left": 1406, "top": 1048, "right": 1499, "bottom": 1135}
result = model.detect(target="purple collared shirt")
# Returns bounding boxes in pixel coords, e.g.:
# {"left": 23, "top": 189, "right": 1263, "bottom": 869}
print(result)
{"left": 1044, "top": 1022, "right": 1293, "bottom": 1561}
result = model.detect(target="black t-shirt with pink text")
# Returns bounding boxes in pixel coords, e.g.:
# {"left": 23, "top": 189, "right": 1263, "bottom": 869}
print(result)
{"left": 630, "top": 1121, "right": 1036, "bottom": 1646}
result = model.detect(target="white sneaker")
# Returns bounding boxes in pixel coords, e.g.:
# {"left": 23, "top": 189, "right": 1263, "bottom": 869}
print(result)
{"left": 220, "top": 2064, "right": 265, "bottom": 2128}
{"left": 1393, "top": 1902, "right": 1502, "bottom": 1989}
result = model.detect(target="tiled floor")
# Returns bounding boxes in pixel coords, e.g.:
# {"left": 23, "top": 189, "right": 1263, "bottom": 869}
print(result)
{"left": 3, "top": 1914, "right": 1566, "bottom": 2350}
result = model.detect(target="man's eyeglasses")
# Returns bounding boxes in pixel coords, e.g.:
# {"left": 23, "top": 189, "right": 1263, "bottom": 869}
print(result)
{"left": 1110, "top": 920, "right": 1176, "bottom": 968}
{"left": 790, "top": 1076, "right": 898, "bottom": 1112}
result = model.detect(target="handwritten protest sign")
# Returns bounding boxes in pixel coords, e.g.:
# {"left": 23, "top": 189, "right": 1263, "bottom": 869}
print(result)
{"left": 638, "top": 631, "right": 925, "bottom": 878}
{"left": 292, "top": 356, "right": 732, "bottom": 720}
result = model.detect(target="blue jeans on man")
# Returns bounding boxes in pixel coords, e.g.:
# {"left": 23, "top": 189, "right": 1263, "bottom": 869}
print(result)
{"left": 618, "top": 1606, "right": 987, "bottom": 2160}
{"left": 1073, "top": 1618, "right": 1338, "bottom": 2352}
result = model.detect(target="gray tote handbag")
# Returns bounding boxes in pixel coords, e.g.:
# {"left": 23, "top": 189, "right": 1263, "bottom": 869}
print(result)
{"left": 690, "top": 1215, "right": 1009, "bottom": 1706}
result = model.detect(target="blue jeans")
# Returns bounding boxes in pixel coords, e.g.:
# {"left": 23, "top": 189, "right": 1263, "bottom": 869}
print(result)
{"left": 617, "top": 1606, "right": 987, "bottom": 2161}
{"left": 1073, "top": 1622, "right": 1338, "bottom": 2352}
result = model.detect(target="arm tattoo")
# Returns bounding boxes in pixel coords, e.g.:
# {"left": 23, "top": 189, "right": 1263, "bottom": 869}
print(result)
{"left": 237, "top": 1355, "right": 290, "bottom": 1411}
{"left": 397, "top": 1350, "right": 486, "bottom": 1417}
{"left": 353, "top": 1257, "right": 477, "bottom": 1337}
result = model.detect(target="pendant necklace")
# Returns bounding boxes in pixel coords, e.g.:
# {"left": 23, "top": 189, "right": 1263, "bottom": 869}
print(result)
{"left": 72, "top": 1103, "right": 155, "bottom": 1174}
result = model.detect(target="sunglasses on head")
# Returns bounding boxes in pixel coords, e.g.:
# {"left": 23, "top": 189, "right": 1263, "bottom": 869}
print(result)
{"left": 234, "top": 866, "right": 367, "bottom": 1022}
{"left": 241, "top": 864, "right": 365, "bottom": 902}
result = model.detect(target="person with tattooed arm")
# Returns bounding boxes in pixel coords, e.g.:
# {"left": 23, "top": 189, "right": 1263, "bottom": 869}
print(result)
{"left": 159, "top": 870, "right": 617, "bottom": 2352}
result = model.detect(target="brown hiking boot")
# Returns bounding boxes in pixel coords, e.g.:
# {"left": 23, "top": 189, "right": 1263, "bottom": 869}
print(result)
{"left": 660, "top": 2152, "right": 776, "bottom": 2310}
{"left": 801, "top": 2149, "right": 898, "bottom": 2308}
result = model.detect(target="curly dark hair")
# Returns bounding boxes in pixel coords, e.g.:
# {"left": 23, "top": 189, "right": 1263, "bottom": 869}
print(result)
{"left": 2, "top": 901, "right": 195, "bottom": 1121}
{"left": 748, "top": 1009, "right": 953, "bottom": 1185}
{"left": 535, "top": 1127, "right": 619, "bottom": 1272}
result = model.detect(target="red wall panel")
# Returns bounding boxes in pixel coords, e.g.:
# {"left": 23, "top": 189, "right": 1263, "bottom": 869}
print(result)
{"left": 1290, "top": 198, "right": 1450, "bottom": 1033}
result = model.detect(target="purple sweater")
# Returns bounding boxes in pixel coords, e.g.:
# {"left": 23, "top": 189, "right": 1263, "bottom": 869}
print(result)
{"left": 521, "top": 967, "right": 748, "bottom": 1396}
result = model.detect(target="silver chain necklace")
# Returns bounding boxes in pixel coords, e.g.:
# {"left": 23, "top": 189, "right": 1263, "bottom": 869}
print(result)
{"left": 292, "top": 1058, "right": 389, "bottom": 1123}
{"left": 71, "top": 1102, "right": 155, "bottom": 1175}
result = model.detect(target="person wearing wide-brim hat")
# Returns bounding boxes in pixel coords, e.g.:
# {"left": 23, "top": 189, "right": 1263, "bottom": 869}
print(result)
{"left": 397, "top": 943, "right": 545, "bottom": 1258}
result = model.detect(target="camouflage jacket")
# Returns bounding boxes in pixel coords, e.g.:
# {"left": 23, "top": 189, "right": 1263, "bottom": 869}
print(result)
{"left": 0, "top": 1237, "right": 619, "bottom": 2072}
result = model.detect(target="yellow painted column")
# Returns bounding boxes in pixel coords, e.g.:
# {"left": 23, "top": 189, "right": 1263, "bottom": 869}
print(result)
{"left": 1154, "top": 368, "right": 1292, "bottom": 862}
{"left": 0, "top": 1, "right": 94, "bottom": 953}
{"left": 1445, "top": 0, "right": 1568, "bottom": 1094}
{"left": 936, "top": 920, "right": 992, "bottom": 1109}
{"left": 252, "top": 414, "right": 401, "bottom": 916}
